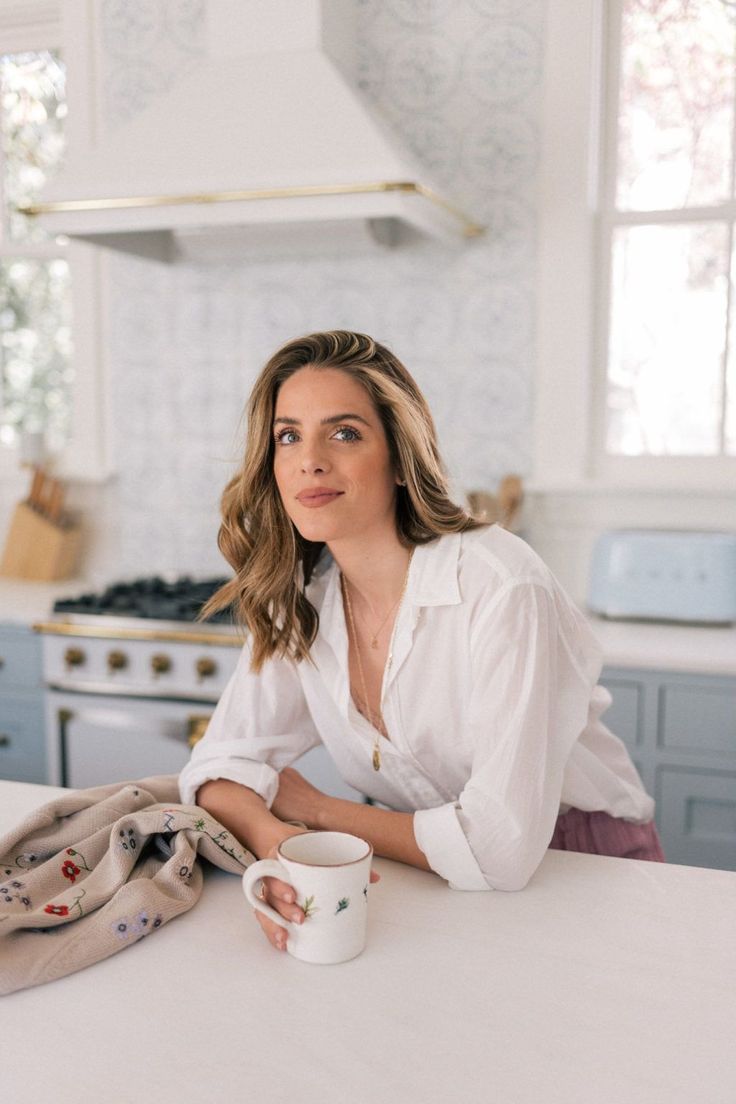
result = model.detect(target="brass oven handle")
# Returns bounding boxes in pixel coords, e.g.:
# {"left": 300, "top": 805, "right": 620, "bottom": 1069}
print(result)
{"left": 187, "top": 715, "right": 210, "bottom": 749}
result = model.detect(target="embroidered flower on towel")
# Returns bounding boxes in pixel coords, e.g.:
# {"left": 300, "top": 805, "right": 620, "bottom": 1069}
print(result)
{"left": 1, "top": 879, "right": 32, "bottom": 909}
{"left": 44, "top": 904, "right": 70, "bottom": 917}
{"left": 118, "top": 828, "right": 137, "bottom": 853}
{"left": 112, "top": 912, "right": 163, "bottom": 941}
{"left": 61, "top": 860, "right": 81, "bottom": 884}
{"left": 111, "top": 917, "right": 132, "bottom": 941}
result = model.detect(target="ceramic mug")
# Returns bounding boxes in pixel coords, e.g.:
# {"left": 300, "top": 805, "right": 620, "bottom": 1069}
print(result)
{"left": 242, "top": 831, "right": 373, "bottom": 964}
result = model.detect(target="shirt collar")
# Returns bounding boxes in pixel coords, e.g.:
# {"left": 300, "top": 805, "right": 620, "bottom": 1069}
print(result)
{"left": 312, "top": 530, "right": 463, "bottom": 635}
{"left": 407, "top": 532, "right": 462, "bottom": 607}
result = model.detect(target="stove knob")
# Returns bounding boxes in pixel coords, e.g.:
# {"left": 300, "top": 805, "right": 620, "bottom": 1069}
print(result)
{"left": 151, "top": 653, "right": 172, "bottom": 676}
{"left": 64, "top": 646, "right": 86, "bottom": 669}
{"left": 196, "top": 657, "right": 217, "bottom": 681}
{"left": 107, "top": 649, "right": 128, "bottom": 673}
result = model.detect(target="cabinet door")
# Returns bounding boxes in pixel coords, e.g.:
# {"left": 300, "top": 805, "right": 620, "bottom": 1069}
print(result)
{"left": 0, "top": 692, "right": 46, "bottom": 783}
{"left": 51, "top": 696, "right": 203, "bottom": 789}
{"left": 657, "top": 766, "right": 736, "bottom": 872}
{"left": 0, "top": 626, "right": 42, "bottom": 691}
{"left": 659, "top": 679, "right": 736, "bottom": 757}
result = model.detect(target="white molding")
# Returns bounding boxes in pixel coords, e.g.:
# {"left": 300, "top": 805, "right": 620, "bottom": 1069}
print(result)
{"left": 533, "top": 0, "right": 601, "bottom": 487}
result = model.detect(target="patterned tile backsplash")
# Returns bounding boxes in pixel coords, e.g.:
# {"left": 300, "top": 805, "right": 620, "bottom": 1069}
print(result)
{"left": 73, "top": 0, "right": 545, "bottom": 581}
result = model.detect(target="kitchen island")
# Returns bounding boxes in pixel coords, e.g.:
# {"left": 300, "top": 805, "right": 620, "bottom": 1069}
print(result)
{"left": 1, "top": 781, "right": 735, "bottom": 1104}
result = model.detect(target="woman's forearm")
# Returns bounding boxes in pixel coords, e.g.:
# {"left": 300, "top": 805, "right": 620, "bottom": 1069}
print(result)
{"left": 316, "top": 797, "right": 432, "bottom": 872}
{"left": 195, "top": 779, "right": 290, "bottom": 859}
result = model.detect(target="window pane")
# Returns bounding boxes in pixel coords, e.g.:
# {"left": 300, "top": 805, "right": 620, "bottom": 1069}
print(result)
{"left": 0, "top": 258, "right": 73, "bottom": 450}
{"left": 607, "top": 222, "right": 728, "bottom": 455}
{"left": 0, "top": 51, "right": 66, "bottom": 244}
{"left": 617, "top": 0, "right": 736, "bottom": 211}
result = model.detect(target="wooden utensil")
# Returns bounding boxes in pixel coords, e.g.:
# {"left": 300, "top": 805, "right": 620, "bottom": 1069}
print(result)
{"left": 497, "top": 474, "right": 523, "bottom": 530}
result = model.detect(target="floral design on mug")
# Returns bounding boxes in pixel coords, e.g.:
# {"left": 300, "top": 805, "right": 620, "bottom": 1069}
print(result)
{"left": 335, "top": 898, "right": 350, "bottom": 914}
{"left": 300, "top": 895, "right": 318, "bottom": 919}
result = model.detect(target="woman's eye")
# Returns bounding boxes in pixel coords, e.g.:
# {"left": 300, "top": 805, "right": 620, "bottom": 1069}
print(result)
{"left": 333, "top": 425, "right": 361, "bottom": 442}
{"left": 275, "top": 428, "right": 299, "bottom": 445}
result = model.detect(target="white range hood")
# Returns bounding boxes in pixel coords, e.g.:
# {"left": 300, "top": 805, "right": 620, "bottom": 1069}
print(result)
{"left": 24, "top": 0, "right": 482, "bottom": 259}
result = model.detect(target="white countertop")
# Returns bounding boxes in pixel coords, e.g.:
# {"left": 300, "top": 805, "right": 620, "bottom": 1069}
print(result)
{"left": 2, "top": 781, "right": 735, "bottom": 1104}
{"left": 1, "top": 578, "right": 735, "bottom": 675}
{"left": 0, "top": 575, "right": 95, "bottom": 625}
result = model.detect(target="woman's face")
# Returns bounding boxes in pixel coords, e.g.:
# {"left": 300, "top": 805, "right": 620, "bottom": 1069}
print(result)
{"left": 272, "top": 366, "right": 400, "bottom": 547}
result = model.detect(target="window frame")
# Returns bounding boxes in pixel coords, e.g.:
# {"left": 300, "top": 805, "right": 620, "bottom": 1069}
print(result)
{"left": 533, "top": 0, "right": 736, "bottom": 495}
{"left": 0, "top": 0, "right": 110, "bottom": 483}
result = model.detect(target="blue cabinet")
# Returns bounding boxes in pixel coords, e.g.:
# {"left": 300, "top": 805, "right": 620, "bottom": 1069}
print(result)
{"left": 0, "top": 624, "right": 46, "bottom": 783}
{"left": 600, "top": 667, "right": 736, "bottom": 872}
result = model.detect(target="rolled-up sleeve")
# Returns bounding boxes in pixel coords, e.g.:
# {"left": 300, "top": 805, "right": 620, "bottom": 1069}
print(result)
{"left": 178, "top": 640, "right": 321, "bottom": 807}
{"left": 414, "top": 580, "right": 603, "bottom": 891}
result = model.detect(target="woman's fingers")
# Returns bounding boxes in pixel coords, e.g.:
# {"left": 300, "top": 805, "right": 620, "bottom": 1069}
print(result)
{"left": 254, "top": 908, "right": 289, "bottom": 951}
{"left": 253, "top": 875, "right": 305, "bottom": 952}
{"left": 264, "top": 876, "right": 305, "bottom": 922}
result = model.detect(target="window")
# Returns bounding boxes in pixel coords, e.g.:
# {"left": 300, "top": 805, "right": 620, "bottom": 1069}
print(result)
{"left": 535, "top": 0, "right": 736, "bottom": 492}
{"left": 601, "top": 0, "right": 736, "bottom": 459}
{"left": 0, "top": 3, "right": 108, "bottom": 481}
{"left": 0, "top": 49, "right": 72, "bottom": 456}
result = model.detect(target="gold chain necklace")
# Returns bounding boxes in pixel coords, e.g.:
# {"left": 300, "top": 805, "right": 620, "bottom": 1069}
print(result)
{"left": 359, "top": 590, "right": 406, "bottom": 649}
{"left": 341, "top": 552, "right": 414, "bottom": 771}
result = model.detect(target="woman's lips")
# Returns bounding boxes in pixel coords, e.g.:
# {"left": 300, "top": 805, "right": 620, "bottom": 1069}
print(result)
{"left": 296, "top": 488, "right": 344, "bottom": 509}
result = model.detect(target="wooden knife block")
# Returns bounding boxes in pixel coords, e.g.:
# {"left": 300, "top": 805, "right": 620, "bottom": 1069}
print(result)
{"left": 0, "top": 500, "right": 81, "bottom": 581}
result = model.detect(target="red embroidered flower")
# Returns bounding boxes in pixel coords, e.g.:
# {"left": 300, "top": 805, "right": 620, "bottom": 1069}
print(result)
{"left": 44, "top": 904, "right": 69, "bottom": 916}
{"left": 61, "top": 860, "right": 80, "bottom": 884}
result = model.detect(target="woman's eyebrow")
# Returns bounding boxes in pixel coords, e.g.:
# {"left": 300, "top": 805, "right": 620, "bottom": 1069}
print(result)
{"left": 273, "top": 413, "right": 372, "bottom": 427}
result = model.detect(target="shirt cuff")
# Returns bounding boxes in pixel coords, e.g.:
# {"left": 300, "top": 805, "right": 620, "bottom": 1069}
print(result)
{"left": 179, "top": 748, "right": 280, "bottom": 809}
{"left": 413, "top": 803, "right": 490, "bottom": 891}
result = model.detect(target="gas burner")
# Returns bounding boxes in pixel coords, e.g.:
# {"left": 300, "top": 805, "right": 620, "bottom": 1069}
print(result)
{"left": 53, "top": 575, "right": 234, "bottom": 624}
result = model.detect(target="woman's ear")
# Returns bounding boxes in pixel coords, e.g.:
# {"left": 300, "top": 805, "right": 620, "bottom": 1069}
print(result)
{"left": 395, "top": 474, "right": 407, "bottom": 487}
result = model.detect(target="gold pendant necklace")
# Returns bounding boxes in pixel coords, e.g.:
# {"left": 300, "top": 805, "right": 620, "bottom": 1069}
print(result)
{"left": 342, "top": 552, "right": 414, "bottom": 771}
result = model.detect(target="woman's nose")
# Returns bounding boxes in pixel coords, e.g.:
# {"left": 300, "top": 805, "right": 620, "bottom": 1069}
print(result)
{"left": 300, "top": 446, "right": 331, "bottom": 475}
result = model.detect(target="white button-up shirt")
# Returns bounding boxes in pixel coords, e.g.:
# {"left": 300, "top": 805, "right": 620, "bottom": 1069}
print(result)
{"left": 179, "top": 525, "right": 654, "bottom": 891}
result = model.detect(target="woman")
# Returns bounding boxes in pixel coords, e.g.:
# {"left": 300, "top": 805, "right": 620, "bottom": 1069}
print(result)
{"left": 179, "top": 330, "right": 664, "bottom": 952}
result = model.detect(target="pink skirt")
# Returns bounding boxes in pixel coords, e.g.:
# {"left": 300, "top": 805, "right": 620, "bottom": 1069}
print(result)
{"left": 548, "top": 807, "right": 665, "bottom": 862}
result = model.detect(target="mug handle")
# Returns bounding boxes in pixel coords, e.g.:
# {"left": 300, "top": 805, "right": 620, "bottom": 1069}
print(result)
{"left": 242, "top": 859, "right": 294, "bottom": 931}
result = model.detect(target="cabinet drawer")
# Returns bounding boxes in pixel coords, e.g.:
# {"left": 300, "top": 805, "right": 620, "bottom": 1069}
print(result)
{"left": 0, "top": 691, "right": 46, "bottom": 783}
{"left": 656, "top": 765, "right": 736, "bottom": 872}
{"left": 659, "top": 680, "right": 736, "bottom": 757}
{"left": 0, "top": 627, "right": 42, "bottom": 691}
{"left": 599, "top": 678, "right": 643, "bottom": 748}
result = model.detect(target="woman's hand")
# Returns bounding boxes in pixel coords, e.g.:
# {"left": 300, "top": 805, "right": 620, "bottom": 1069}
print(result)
{"left": 270, "top": 766, "right": 327, "bottom": 828}
{"left": 255, "top": 781, "right": 381, "bottom": 953}
{"left": 254, "top": 823, "right": 308, "bottom": 952}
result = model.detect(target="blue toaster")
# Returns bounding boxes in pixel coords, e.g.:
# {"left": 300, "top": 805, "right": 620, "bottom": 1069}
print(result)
{"left": 587, "top": 530, "right": 736, "bottom": 625}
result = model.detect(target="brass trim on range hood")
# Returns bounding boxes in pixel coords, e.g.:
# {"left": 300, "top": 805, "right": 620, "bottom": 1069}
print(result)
{"left": 20, "top": 180, "right": 485, "bottom": 239}
{"left": 33, "top": 621, "right": 245, "bottom": 646}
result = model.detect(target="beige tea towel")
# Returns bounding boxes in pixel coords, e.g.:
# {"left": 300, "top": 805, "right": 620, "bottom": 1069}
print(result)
{"left": 0, "top": 775, "right": 254, "bottom": 996}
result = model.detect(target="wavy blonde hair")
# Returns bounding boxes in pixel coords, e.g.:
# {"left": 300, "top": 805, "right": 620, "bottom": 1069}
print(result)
{"left": 200, "top": 330, "right": 483, "bottom": 670}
